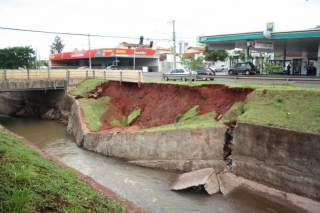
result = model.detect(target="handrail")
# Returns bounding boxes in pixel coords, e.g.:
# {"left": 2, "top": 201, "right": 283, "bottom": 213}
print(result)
{"left": 162, "top": 73, "right": 320, "bottom": 82}
{"left": 0, "top": 69, "right": 144, "bottom": 83}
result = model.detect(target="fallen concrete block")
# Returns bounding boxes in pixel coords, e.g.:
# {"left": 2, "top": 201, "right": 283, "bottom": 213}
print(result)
{"left": 204, "top": 173, "right": 220, "bottom": 195}
{"left": 170, "top": 168, "right": 214, "bottom": 191}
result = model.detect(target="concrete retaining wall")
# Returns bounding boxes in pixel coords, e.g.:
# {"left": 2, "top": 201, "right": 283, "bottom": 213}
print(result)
{"left": 66, "top": 95, "right": 226, "bottom": 172}
{"left": 233, "top": 122, "right": 320, "bottom": 201}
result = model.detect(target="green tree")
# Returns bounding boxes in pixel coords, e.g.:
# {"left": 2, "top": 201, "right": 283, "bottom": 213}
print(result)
{"left": 49, "top": 36, "right": 65, "bottom": 54}
{"left": 234, "top": 50, "right": 246, "bottom": 61}
{"left": 0, "top": 46, "right": 36, "bottom": 69}
{"left": 180, "top": 54, "right": 203, "bottom": 70}
{"left": 204, "top": 45, "right": 228, "bottom": 63}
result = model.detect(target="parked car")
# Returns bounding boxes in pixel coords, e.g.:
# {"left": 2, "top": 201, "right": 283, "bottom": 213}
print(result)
{"left": 194, "top": 68, "right": 215, "bottom": 81}
{"left": 210, "top": 65, "right": 224, "bottom": 72}
{"left": 106, "top": 65, "right": 118, "bottom": 70}
{"left": 77, "top": 66, "right": 90, "bottom": 69}
{"left": 164, "top": 68, "right": 196, "bottom": 81}
{"left": 228, "top": 62, "right": 257, "bottom": 75}
{"left": 268, "top": 68, "right": 288, "bottom": 75}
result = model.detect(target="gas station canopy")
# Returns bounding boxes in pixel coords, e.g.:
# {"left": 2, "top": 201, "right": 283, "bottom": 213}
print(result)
{"left": 198, "top": 29, "right": 320, "bottom": 53}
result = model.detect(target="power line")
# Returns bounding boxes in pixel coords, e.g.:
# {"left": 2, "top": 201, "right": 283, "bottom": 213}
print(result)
{"left": 0, "top": 27, "right": 170, "bottom": 41}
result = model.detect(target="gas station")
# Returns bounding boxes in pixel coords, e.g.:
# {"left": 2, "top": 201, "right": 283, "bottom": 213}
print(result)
{"left": 198, "top": 23, "right": 320, "bottom": 76}
{"left": 49, "top": 47, "right": 160, "bottom": 72}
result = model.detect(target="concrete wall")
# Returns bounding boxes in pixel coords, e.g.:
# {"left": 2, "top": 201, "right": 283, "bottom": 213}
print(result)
{"left": 66, "top": 96, "right": 226, "bottom": 172}
{"left": 233, "top": 122, "right": 320, "bottom": 201}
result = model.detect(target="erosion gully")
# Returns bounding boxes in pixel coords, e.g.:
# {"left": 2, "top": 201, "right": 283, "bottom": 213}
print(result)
{"left": 0, "top": 116, "right": 296, "bottom": 213}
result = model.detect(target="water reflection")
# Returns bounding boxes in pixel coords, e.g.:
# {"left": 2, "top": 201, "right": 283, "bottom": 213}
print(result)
{"left": 0, "top": 116, "right": 296, "bottom": 213}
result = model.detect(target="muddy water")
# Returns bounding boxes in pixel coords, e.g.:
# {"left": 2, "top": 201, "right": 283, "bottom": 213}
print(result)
{"left": 0, "top": 116, "right": 297, "bottom": 213}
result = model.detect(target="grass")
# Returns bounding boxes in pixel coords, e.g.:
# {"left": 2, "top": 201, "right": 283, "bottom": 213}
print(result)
{"left": 69, "top": 79, "right": 107, "bottom": 98}
{"left": 70, "top": 79, "right": 320, "bottom": 134}
{"left": 80, "top": 96, "right": 110, "bottom": 131}
{"left": 0, "top": 129, "right": 124, "bottom": 213}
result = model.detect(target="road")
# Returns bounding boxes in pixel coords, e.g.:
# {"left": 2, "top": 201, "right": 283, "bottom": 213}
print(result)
{"left": 143, "top": 70, "right": 320, "bottom": 87}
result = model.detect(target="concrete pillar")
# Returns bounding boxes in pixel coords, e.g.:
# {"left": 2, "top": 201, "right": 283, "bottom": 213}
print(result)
{"left": 317, "top": 42, "right": 320, "bottom": 76}
{"left": 302, "top": 52, "right": 308, "bottom": 75}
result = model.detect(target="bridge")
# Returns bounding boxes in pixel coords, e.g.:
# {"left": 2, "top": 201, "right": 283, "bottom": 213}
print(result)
{"left": 0, "top": 69, "right": 144, "bottom": 92}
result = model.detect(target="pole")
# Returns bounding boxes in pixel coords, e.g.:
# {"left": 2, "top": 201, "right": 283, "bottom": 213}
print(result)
{"left": 133, "top": 48, "right": 135, "bottom": 70}
{"left": 172, "top": 20, "right": 176, "bottom": 69}
{"left": 88, "top": 34, "right": 92, "bottom": 69}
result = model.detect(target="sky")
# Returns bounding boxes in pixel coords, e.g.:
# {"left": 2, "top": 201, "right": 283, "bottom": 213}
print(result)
{"left": 0, "top": 0, "right": 319, "bottom": 60}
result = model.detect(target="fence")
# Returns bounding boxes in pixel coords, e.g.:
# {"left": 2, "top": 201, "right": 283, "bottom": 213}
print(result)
{"left": 0, "top": 69, "right": 144, "bottom": 83}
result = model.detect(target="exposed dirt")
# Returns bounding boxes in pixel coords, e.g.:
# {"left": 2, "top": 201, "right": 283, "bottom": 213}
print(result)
{"left": 87, "top": 81, "right": 254, "bottom": 132}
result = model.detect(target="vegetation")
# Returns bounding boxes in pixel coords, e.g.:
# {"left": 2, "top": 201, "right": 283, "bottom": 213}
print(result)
{"left": 80, "top": 96, "right": 110, "bottom": 131}
{"left": 205, "top": 45, "right": 229, "bottom": 63}
{"left": 180, "top": 54, "right": 204, "bottom": 70}
{"left": 0, "top": 46, "right": 36, "bottom": 69}
{"left": 0, "top": 129, "right": 124, "bottom": 213}
{"left": 49, "top": 36, "right": 65, "bottom": 54}
{"left": 127, "top": 108, "right": 141, "bottom": 125}
{"left": 69, "top": 79, "right": 107, "bottom": 98}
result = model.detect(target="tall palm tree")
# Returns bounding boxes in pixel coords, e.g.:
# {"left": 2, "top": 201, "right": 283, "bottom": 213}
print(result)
{"left": 49, "top": 36, "right": 65, "bottom": 54}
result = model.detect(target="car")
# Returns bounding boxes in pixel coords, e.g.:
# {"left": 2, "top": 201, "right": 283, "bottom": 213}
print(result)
{"left": 106, "top": 65, "right": 118, "bottom": 70}
{"left": 268, "top": 68, "right": 288, "bottom": 75}
{"left": 77, "top": 66, "right": 90, "bottom": 69}
{"left": 210, "top": 65, "right": 224, "bottom": 72}
{"left": 194, "top": 68, "right": 215, "bottom": 81}
{"left": 164, "top": 68, "right": 195, "bottom": 81}
{"left": 228, "top": 62, "right": 257, "bottom": 75}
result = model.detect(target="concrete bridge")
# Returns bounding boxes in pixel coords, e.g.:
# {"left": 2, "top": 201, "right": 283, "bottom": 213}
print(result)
{"left": 0, "top": 69, "right": 144, "bottom": 92}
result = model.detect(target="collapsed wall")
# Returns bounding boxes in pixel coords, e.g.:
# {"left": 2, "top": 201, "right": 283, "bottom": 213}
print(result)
{"left": 67, "top": 95, "right": 226, "bottom": 172}
{"left": 232, "top": 122, "right": 320, "bottom": 202}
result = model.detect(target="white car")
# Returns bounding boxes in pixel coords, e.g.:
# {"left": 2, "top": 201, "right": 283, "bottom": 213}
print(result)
{"left": 210, "top": 65, "right": 224, "bottom": 72}
{"left": 164, "top": 68, "right": 196, "bottom": 81}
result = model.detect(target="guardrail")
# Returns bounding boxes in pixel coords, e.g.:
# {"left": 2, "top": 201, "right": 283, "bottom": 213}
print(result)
{"left": 162, "top": 73, "right": 320, "bottom": 82}
{"left": 0, "top": 69, "right": 144, "bottom": 83}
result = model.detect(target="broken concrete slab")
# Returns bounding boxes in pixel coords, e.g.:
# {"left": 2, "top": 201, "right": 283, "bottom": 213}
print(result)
{"left": 204, "top": 173, "right": 220, "bottom": 195}
{"left": 217, "top": 172, "right": 320, "bottom": 213}
{"left": 170, "top": 168, "right": 214, "bottom": 191}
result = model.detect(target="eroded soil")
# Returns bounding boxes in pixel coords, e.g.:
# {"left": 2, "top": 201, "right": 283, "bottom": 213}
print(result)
{"left": 88, "top": 81, "right": 253, "bottom": 132}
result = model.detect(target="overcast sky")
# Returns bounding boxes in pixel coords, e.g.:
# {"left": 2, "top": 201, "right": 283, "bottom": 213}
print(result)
{"left": 0, "top": 0, "right": 319, "bottom": 60}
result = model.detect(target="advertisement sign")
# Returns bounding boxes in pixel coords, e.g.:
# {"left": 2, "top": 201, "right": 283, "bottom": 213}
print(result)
{"left": 114, "top": 48, "right": 156, "bottom": 56}
{"left": 267, "top": 22, "right": 274, "bottom": 32}
{"left": 255, "top": 41, "right": 274, "bottom": 49}
{"left": 50, "top": 49, "right": 98, "bottom": 60}
{"left": 246, "top": 41, "right": 273, "bottom": 49}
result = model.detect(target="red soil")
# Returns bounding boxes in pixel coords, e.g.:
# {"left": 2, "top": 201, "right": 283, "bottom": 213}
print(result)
{"left": 88, "top": 81, "right": 253, "bottom": 132}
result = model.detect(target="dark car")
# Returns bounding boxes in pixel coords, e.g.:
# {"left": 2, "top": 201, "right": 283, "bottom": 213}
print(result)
{"left": 228, "top": 62, "right": 257, "bottom": 75}
{"left": 194, "top": 68, "right": 215, "bottom": 80}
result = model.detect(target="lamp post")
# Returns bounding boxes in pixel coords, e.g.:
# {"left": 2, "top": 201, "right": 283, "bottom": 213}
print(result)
{"left": 88, "top": 34, "right": 91, "bottom": 69}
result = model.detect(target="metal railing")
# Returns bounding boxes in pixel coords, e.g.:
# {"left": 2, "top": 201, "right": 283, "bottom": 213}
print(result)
{"left": 162, "top": 73, "right": 320, "bottom": 82}
{"left": 0, "top": 69, "right": 144, "bottom": 83}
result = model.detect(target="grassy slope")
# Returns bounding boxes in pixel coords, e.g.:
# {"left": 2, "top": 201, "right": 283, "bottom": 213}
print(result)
{"left": 0, "top": 129, "right": 124, "bottom": 213}
{"left": 70, "top": 80, "right": 320, "bottom": 134}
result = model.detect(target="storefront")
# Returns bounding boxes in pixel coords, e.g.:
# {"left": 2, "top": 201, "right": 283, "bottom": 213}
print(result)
{"left": 49, "top": 48, "right": 160, "bottom": 71}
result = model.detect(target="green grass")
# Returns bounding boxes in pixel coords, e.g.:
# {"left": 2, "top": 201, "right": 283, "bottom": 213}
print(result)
{"left": 176, "top": 106, "right": 198, "bottom": 122}
{"left": 69, "top": 79, "right": 107, "bottom": 98}
{"left": 127, "top": 108, "right": 141, "bottom": 125}
{"left": 140, "top": 112, "right": 222, "bottom": 132}
{"left": 80, "top": 96, "right": 110, "bottom": 131}
{"left": 0, "top": 129, "right": 124, "bottom": 213}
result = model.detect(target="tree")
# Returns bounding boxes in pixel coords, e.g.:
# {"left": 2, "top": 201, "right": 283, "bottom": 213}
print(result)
{"left": 204, "top": 45, "right": 228, "bottom": 63}
{"left": 49, "top": 36, "right": 65, "bottom": 54}
{"left": 180, "top": 54, "right": 203, "bottom": 70}
{"left": 0, "top": 46, "right": 36, "bottom": 69}
{"left": 234, "top": 50, "right": 246, "bottom": 61}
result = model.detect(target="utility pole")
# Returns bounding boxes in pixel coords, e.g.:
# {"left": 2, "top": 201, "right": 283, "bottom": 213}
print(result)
{"left": 168, "top": 20, "right": 176, "bottom": 69}
{"left": 88, "top": 34, "right": 92, "bottom": 69}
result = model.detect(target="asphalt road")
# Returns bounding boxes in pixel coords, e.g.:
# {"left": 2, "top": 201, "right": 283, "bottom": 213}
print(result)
{"left": 143, "top": 70, "right": 320, "bottom": 87}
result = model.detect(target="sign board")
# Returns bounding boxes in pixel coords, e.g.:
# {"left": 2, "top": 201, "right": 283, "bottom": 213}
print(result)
{"left": 247, "top": 41, "right": 273, "bottom": 49}
{"left": 255, "top": 41, "right": 274, "bottom": 49}
{"left": 267, "top": 22, "right": 274, "bottom": 32}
